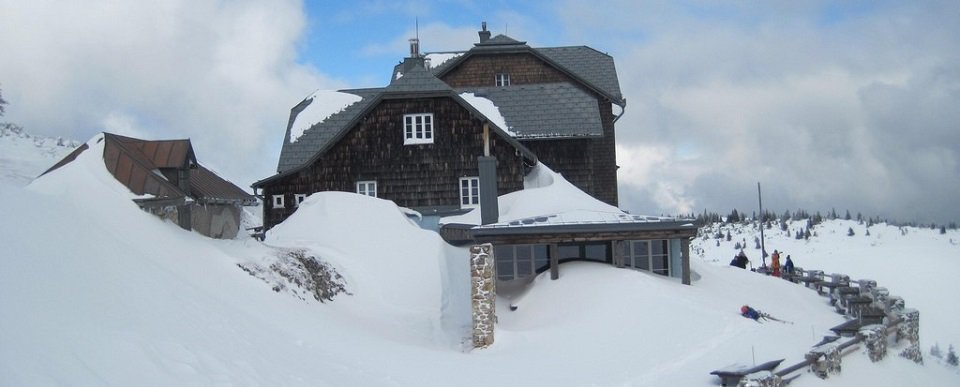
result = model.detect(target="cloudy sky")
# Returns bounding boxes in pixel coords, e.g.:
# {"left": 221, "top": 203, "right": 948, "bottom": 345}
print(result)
{"left": 1, "top": 1, "right": 957, "bottom": 224}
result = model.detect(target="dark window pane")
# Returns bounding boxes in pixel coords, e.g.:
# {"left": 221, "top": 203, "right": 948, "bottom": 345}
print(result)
{"left": 558, "top": 245, "right": 579, "bottom": 260}
{"left": 584, "top": 244, "right": 608, "bottom": 262}
{"left": 533, "top": 245, "right": 549, "bottom": 271}
{"left": 633, "top": 241, "right": 648, "bottom": 256}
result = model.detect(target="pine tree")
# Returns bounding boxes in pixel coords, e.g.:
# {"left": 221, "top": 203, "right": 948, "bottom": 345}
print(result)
{"left": 941, "top": 226, "right": 947, "bottom": 235}
{"left": 847, "top": 227, "right": 855, "bottom": 236}
{"left": 804, "top": 228, "right": 811, "bottom": 240}
{"left": 947, "top": 345, "right": 959, "bottom": 366}
{"left": 0, "top": 86, "right": 6, "bottom": 117}
{"left": 726, "top": 231, "right": 731, "bottom": 241}
{"left": 865, "top": 228, "right": 870, "bottom": 236}
{"left": 931, "top": 343, "right": 943, "bottom": 359}
{"left": 845, "top": 210, "right": 851, "bottom": 220}
{"left": 734, "top": 241, "right": 742, "bottom": 250}
{"left": 728, "top": 209, "right": 740, "bottom": 223}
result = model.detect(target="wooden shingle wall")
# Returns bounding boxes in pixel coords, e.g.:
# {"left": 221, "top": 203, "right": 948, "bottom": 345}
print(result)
{"left": 261, "top": 96, "right": 527, "bottom": 228}
{"left": 440, "top": 52, "right": 619, "bottom": 206}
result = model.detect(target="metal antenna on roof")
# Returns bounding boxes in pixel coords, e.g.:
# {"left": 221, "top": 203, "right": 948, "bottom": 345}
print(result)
{"left": 416, "top": 17, "right": 419, "bottom": 41}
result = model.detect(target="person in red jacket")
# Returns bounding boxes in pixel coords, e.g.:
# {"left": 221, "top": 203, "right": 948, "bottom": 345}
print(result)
{"left": 770, "top": 250, "right": 781, "bottom": 277}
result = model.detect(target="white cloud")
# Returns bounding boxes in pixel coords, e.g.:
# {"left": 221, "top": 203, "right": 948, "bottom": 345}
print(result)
{"left": 557, "top": 1, "right": 960, "bottom": 223}
{"left": 0, "top": 0, "right": 341, "bottom": 186}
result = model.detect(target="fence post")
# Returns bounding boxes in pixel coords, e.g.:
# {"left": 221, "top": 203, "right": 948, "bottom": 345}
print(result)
{"left": 858, "top": 324, "right": 887, "bottom": 362}
{"left": 897, "top": 309, "right": 923, "bottom": 364}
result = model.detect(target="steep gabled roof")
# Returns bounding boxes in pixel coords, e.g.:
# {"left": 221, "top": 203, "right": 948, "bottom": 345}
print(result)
{"left": 189, "top": 165, "right": 257, "bottom": 205}
{"left": 256, "top": 65, "right": 537, "bottom": 188}
{"left": 534, "top": 46, "right": 623, "bottom": 104}
{"left": 459, "top": 83, "right": 603, "bottom": 139}
{"left": 42, "top": 133, "right": 255, "bottom": 205}
{"left": 429, "top": 35, "right": 625, "bottom": 107}
{"left": 276, "top": 89, "right": 380, "bottom": 173}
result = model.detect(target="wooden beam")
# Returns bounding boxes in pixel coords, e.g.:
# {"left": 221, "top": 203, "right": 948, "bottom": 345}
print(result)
{"left": 549, "top": 243, "right": 559, "bottom": 280}
{"left": 483, "top": 122, "right": 490, "bottom": 157}
{"left": 681, "top": 238, "right": 692, "bottom": 285}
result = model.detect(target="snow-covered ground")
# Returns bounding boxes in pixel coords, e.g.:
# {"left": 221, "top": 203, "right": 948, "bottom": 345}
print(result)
{"left": 0, "top": 131, "right": 957, "bottom": 386}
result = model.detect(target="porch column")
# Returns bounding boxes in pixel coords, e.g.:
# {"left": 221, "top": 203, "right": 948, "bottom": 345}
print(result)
{"left": 470, "top": 244, "right": 496, "bottom": 348}
{"left": 549, "top": 243, "right": 559, "bottom": 280}
{"left": 681, "top": 238, "right": 691, "bottom": 285}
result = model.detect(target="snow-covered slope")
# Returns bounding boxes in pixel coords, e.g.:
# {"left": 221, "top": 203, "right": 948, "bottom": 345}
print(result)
{"left": 0, "top": 126, "right": 78, "bottom": 186}
{"left": 1, "top": 132, "right": 958, "bottom": 385}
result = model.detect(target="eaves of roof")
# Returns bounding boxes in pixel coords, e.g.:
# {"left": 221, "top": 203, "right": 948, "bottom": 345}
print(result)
{"left": 470, "top": 219, "right": 698, "bottom": 238}
{"left": 431, "top": 44, "right": 625, "bottom": 107}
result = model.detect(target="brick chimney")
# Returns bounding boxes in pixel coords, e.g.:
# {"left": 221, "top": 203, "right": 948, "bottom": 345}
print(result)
{"left": 478, "top": 21, "right": 491, "bottom": 43}
{"left": 409, "top": 38, "right": 420, "bottom": 58}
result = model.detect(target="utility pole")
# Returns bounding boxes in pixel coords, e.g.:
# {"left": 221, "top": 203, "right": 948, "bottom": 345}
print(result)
{"left": 758, "top": 182, "right": 766, "bottom": 268}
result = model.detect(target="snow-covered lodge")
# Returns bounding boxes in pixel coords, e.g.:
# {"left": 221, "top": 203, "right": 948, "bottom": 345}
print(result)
{"left": 254, "top": 24, "right": 696, "bottom": 284}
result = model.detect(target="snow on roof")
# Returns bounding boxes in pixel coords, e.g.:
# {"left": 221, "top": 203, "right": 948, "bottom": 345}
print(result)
{"left": 458, "top": 92, "right": 514, "bottom": 136}
{"left": 441, "top": 163, "right": 680, "bottom": 228}
{"left": 424, "top": 52, "right": 463, "bottom": 69}
{"left": 289, "top": 90, "right": 362, "bottom": 143}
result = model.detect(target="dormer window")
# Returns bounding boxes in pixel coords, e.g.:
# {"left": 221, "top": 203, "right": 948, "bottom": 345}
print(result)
{"left": 495, "top": 73, "right": 510, "bottom": 87}
{"left": 403, "top": 113, "right": 434, "bottom": 145}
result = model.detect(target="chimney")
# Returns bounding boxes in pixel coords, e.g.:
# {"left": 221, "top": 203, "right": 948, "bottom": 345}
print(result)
{"left": 478, "top": 21, "right": 491, "bottom": 43}
{"left": 478, "top": 156, "right": 499, "bottom": 225}
{"left": 409, "top": 38, "right": 420, "bottom": 58}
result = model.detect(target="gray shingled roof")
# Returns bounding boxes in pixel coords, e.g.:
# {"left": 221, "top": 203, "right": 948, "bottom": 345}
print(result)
{"left": 534, "top": 46, "right": 623, "bottom": 105}
{"left": 461, "top": 83, "right": 602, "bottom": 139}
{"left": 276, "top": 89, "right": 380, "bottom": 173}
{"left": 428, "top": 38, "right": 624, "bottom": 106}
{"left": 387, "top": 64, "right": 454, "bottom": 93}
{"left": 263, "top": 65, "right": 536, "bottom": 183}
{"left": 477, "top": 34, "right": 525, "bottom": 46}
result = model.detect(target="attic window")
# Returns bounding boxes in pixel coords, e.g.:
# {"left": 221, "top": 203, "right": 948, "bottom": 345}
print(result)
{"left": 495, "top": 73, "right": 510, "bottom": 87}
{"left": 272, "top": 194, "right": 285, "bottom": 209}
{"left": 403, "top": 113, "right": 434, "bottom": 145}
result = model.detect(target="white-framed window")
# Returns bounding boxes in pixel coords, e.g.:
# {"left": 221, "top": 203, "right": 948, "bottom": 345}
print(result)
{"left": 356, "top": 181, "right": 377, "bottom": 197}
{"left": 403, "top": 113, "right": 434, "bottom": 145}
{"left": 495, "top": 73, "right": 510, "bottom": 87}
{"left": 460, "top": 176, "right": 480, "bottom": 208}
{"left": 272, "top": 194, "right": 285, "bottom": 209}
{"left": 294, "top": 194, "right": 307, "bottom": 206}
{"left": 625, "top": 240, "right": 670, "bottom": 276}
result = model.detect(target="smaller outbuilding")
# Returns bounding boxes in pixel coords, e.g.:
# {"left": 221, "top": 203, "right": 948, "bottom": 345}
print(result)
{"left": 42, "top": 133, "right": 256, "bottom": 239}
{"left": 440, "top": 164, "right": 698, "bottom": 285}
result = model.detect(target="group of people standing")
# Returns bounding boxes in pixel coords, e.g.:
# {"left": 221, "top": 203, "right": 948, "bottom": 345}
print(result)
{"left": 729, "top": 249, "right": 794, "bottom": 277}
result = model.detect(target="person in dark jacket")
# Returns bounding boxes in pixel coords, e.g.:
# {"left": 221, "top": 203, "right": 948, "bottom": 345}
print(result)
{"left": 741, "top": 305, "right": 762, "bottom": 320}
{"left": 730, "top": 250, "right": 750, "bottom": 269}
{"left": 784, "top": 255, "right": 795, "bottom": 275}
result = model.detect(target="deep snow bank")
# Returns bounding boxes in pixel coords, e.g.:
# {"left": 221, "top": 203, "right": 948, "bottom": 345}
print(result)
{"left": 266, "top": 192, "right": 456, "bottom": 347}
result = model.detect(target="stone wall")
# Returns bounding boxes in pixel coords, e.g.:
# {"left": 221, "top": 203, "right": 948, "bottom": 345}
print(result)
{"left": 470, "top": 244, "right": 496, "bottom": 348}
